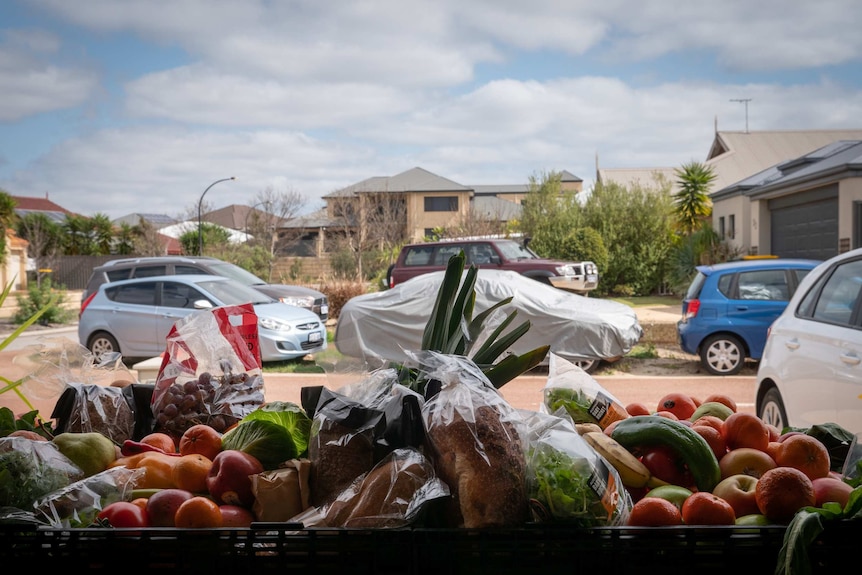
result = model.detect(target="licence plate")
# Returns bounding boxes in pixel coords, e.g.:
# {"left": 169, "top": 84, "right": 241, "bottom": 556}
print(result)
{"left": 320, "top": 304, "right": 329, "bottom": 316}
{"left": 308, "top": 331, "right": 322, "bottom": 343}
{"left": 587, "top": 274, "right": 598, "bottom": 283}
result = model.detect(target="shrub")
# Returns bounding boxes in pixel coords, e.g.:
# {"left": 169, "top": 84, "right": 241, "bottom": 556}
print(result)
{"left": 13, "top": 279, "right": 74, "bottom": 326}
{"left": 319, "top": 280, "right": 368, "bottom": 320}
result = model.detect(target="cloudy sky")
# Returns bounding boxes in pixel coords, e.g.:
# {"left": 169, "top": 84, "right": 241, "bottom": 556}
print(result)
{"left": 1, "top": 0, "right": 861, "bottom": 221}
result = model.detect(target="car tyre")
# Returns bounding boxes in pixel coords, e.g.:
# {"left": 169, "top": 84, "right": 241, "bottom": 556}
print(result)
{"left": 573, "top": 358, "right": 600, "bottom": 374}
{"left": 700, "top": 333, "right": 745, "bottom": 375}
{"left": 759, "top": 387, "right": 788, "bottom": 431}
{"left": 88, "top": 331, "right": 120, "bottom": 360}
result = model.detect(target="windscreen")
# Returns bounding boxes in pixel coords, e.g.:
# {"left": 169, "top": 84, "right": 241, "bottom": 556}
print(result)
{"left": 197, "top": 279, "right": 274, "bottom": 305}
{"left": 207, "top": 262, "right": 268, "bottom": 286}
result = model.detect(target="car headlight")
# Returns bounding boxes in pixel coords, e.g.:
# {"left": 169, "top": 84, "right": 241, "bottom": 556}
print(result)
{"left": 259, "top": 317, "right": 292, "bottom": 332}
{"left": 279, "top": 295, "right": 315, "bottom": 308}
{"left": 555, "top": 265, "right": 575, "bottom": 276}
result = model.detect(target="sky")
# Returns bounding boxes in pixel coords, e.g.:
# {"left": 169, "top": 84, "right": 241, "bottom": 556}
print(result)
{"left": 1, "top": 0, "right": 861, "bottom": 222}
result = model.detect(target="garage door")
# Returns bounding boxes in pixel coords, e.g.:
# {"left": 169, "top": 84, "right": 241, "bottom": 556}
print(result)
{"left": 770, "top": 190, "right": 837, "bottom": 261}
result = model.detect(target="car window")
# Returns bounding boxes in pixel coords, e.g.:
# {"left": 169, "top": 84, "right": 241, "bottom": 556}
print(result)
{"left": 175, "top": 265, "right": 204, "bottom": 275}
{"left": 132, "top": 265, "right": 168, "bottom": 278}
{"left": 467, "top": 243, "right": 494, "bottom": 265}
{"left": 685, "top": 272, "right": 707, "bottom": 299}
{"left": 495, "top": 240, "right": 534, "bottom": 260}
{"left": 207, "top": 261, "right": 267, "bottom": 285}
{"left": 404, "top": 246, "right": 433, "bottom": 266}
{"left": 434, "top": 245, "right": 462, "bottom": 265}
{"left": 106, "top": 282, "right": 157, "bottom": 306}
{"left": 197, "top": 279, "right": 273, "bottom": 305}
{"left": 810, "top": 260, "right": 862, "bottom": 326}
{"left": 737, "top": 269, "right": 789, "bottom": 301}
{"left": 716, "top": 273, "right": 733, "bottom": 297}
{"left": 161, "top": 281, "right": 205, "bottom": 308}
{"left": 105, "top": 269, "right": 132, "bottom": 282}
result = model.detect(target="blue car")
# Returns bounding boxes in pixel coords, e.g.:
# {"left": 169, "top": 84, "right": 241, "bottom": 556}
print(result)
{"left": 677, "top": 258, "right": 820, "bottom": 375}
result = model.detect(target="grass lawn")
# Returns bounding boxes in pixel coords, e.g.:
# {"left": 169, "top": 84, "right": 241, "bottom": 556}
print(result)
{"left": 609, "top": 294, "right": 681, "bottom": 307}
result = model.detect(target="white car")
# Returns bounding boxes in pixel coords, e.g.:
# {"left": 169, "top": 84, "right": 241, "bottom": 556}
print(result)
{"left": 755, "top": 247, "right": 862, "bottom": 433}
{"left": 335, "top": 269, "right": 643, "bottom": 373}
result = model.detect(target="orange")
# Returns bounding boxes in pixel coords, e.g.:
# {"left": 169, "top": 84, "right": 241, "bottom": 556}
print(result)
{"left": 703, "top": 393, "right": 738, "bottom": 413}
{"left": 721, "top": 412, "right": 770, "bottom": 452}
{"left": 174, "top": 496, "right": 224, "bottom": 528}
{"left": 755, "top": 466, "right": 815, "bottom": 523}
{"left": 131, "top": 497, "right": 149, "bottom": 511}
{"left": 681, "top": 491, "right": 736, "bottom": 525}
{"left": 179, "top": 424, "right": 223, "bottom": 461}
{"left": 171, "top": 453, "right": 213, "bottom": 493}
{"left": 656, "top": 393, "right": 698, "bottom": 420}
{"left": 627, "top": 497, "right": 683, "bottom": 526}
{"left": 766, "top": 441, "right": 782, "bottom": 461}
{"left": 140, "top": 432, "right": 177, "bottom": 453}
{"left": 775, "top": 434, "right": 830, "bottom": 481}
{"left": 654, "top": 410, "right": 679, "bottom": 421}
{"left": 625, "top": 402, "right": 651, "bottom": 417}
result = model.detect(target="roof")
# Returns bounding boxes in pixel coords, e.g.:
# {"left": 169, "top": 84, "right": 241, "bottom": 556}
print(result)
{"left": 705, "top": 129, "right": 862, "bottom": 192}
{"left": 595, "top": 167, "right": 678, "bottom": 193}
{"left": 158, "top": 221, "right": 251, "bottom": 243}
{"left": 326, "top": 167, "right": 471, "bottom": 197}
{"left": 472, "top": 195, "right": 522, "bottom": 220}
{"left": 715, "top": 140, "right": 862, "bottom": 200}
{"left": 12, "top": 194, "right": 76, "bottom": 223}
{"left": 202, "top": 204, "right": 278, "bottom": 230}
{"left": 112, "top": 213, "right": 178, "bottom": 229}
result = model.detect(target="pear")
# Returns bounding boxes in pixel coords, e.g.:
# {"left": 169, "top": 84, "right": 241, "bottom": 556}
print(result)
{"left": 52, "top": 432, "right": 118, "bottom": 476}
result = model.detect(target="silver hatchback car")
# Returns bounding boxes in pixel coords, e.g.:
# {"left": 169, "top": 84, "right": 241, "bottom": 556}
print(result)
{"left": 78, "top": 274, "right": 327, "bottom": 363}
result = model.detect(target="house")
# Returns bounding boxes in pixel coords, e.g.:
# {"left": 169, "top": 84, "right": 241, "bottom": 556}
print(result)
{"left": 110, "top": 213, "right": 184, "bottom": 255}
{"left": 712, "top": 140, "right": 862, "bottom": 260}
{"left": 11, "top": 194, "right": 76, "bottom": 223}
{"left": 316, "top": 166, "right": 583, "bottom": 247}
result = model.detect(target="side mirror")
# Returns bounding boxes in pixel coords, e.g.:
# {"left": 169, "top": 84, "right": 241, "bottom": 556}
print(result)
{"left": 193, "top": 299, "right": 214, "bottom": 309}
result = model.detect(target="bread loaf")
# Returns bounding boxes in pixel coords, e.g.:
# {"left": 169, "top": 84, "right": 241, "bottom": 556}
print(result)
{"left": 427, "top": 404, "right": 529, "bottom": 528}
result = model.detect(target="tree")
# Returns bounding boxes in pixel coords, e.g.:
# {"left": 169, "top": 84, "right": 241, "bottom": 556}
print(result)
{"left": 673, "top": 161, "right": 716, "bottom": 236}
{"left": 0, "top": 190, "right": 17, "bottom": 265}
{"left": 517, "top": 170, "right": 583, "bottom": 257}
{"left": 245, "top": 186, "right": 307, "bottom": 280}
{"left": 62, "top": 214, "right": 94, "bottom": 255}
{"left": 179, "top": 223, "right": 230, "bottom": 255}
{"left": 89, "top": 213, "right": 115, "bottom": 254}
{"left": 114, "top": 222, "right": 136, "bottom": 255}
{"left": 15, "top": 212, "right": 64, "bottom": 287}
{"left": 131, "top": 217, "right": 168, "bottom": 256}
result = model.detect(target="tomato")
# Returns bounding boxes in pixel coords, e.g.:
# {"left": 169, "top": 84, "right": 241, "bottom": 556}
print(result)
{"left": 97, "top": 501, "right": 151, "bottom": 528}
{"left": 640, "top": 445, "right": 693, "bottom": 487}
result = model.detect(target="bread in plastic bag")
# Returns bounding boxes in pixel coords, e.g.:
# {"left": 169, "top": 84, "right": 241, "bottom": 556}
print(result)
{"left": 415, "top": 350, "right": 530, "bottom": 528}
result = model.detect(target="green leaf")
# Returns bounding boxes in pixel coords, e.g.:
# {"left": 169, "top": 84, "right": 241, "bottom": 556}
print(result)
{"left": 421, "top": 251, "right": 465, "bottom": 351}
{"left": 483, "top": 345, "right": 549, "bottom": 389}
{"left": 775, "top": 510, "right": 823, "bottom": 575}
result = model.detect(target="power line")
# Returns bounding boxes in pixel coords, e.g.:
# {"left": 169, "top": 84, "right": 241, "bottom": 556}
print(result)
{"left": 730, "top": 98, "right": 752, "bottom": 133}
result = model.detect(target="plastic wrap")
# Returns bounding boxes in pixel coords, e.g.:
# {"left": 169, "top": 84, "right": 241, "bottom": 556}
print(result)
{"left": 415, "top": 350, "right": 530, "bottom": 528}
{"left": 0, "top": 436, "right": 85, "bottom": 511}
{"left": 521, "top": 409, "right": 632, "bottom": 527}
{"left": 290, "top": 447, "right": 449, "bottom": 528}
{"left": 542, "top": 353, "right": 629, "bottom": 429}
{"left": 151, "top": 304, "right": 265, "bottom": 442}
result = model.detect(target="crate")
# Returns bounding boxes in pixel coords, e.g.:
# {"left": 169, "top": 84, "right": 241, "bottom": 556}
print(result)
{"left": 0, "top": 522, "right": 854, "bottom": 574}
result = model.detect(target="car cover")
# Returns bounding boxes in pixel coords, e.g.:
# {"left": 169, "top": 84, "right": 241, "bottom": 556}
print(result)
{"left": 334, "top": 269, "right": 643, "bottom": 366}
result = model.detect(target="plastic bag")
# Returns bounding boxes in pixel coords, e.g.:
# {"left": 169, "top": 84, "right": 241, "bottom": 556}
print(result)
{"left": 151, "top": 304, "right": 265, "bottom": 441}
{"left": 415, "top": 350, "right": 530, "bottom": 528}
{"left": 290, "top": 447, "right": 449, "bottom": 528}
{"left": 521, "top": 409, "right": 632, "bottom": 527}
{"left": 0, "top": 436, "right": 85, "bottom": 511}
{"left": 541, "top": 353, "right": 629, "bottom": 429}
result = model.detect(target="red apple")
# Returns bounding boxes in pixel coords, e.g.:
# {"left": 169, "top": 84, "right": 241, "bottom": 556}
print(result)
{"left": 220, "top": 504, "right": 256, "bottom": 527}
{"left": 811, "top": 476, "right": 853, "bottom": 508}
{"left": 146, "top": 488, "right": 195, "bottom": 527}
{"left": 206, "top": 449, "right": 264, "bottom": 508}
{"left": 778, "top": 431, "right": 805, "bottom": 442}
{"left": 712, "top": 474, "right": 760, "bottom": 518}
{"left": 641, "top": 445, "right": 692, "bottom": 487}
{"left": 719, "top": 447, "right": 777, "bottom": 480}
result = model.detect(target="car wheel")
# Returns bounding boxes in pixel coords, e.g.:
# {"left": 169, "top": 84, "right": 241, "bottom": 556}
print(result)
{"left": 573, "top": 358, "right": 600, "bottom": 374}
{"left": 88, "top": 331, "right": 120, "bottom": 360}
{"left": 759, "top": 387, "right": 788, "bottom": 431}
{"left": 699, "top": 333, "right": 745, "bottom": 375}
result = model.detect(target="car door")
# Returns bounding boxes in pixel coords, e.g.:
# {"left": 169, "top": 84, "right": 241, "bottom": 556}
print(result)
{"left": 154, "top": 280, "right": 210, "bottom": 345}
{"left": 727, "top": 268, "right": 793, "bottom": 358}
{"left": 781, "top": 258, "right": 862, "bottom": 430}
{"left": 102, "top": 281, "right": 162, "bottom": 357}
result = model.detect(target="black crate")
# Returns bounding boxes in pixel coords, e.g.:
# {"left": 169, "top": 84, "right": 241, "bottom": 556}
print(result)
{"left": 1, "top": 522, "right": 856, "bottom": 574}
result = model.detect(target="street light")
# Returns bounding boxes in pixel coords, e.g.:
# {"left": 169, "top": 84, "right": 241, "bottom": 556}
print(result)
{"left": 197, "top": 177, "right": 236, "bottom": 255}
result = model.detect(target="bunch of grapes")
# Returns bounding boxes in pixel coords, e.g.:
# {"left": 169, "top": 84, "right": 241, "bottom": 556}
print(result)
{"left": 152, "top": 371, "right": 265, "bottom": 440}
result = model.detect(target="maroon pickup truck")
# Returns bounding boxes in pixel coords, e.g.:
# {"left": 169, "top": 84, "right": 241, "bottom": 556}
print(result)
{"left": 387, "top": 237, "right": 599, "bottom": 293}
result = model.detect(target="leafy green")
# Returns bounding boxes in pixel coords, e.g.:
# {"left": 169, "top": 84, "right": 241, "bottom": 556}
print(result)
{"left": 243, "top": 401, "right": 312, "bottom": 457}
{"left": 0, "top": 408, "right": 54, "bottom": 439}
{"left": 775, "top": 485, "right": 862, "bottom": 575}
{"left": 222, "top": 401, "right": 314, "bottom": 468}
{"left": 528, "top": 444, "right": 621, "bottom": 527}
{"left": 0, "top": 440, "right": 82, "bottom": 511}
{"left": 544, "top": 387, "right": 597, "bottom": 425}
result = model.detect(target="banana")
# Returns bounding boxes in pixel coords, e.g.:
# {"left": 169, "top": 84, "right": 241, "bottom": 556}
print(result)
{"left": 582, "top": 431, "right": 667, "bottom": 489}
{"left": 575, "top": 423, "right": 603, "bottom": 436}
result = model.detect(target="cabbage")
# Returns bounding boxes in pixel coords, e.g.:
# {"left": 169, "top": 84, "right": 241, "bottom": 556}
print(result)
{"left": 221, "top": 401, "right": 312, "bottom": 469}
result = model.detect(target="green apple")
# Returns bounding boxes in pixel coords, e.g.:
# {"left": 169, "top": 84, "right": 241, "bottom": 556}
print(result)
{"left": 735, "top": 513, "right": 771, "bottom": 526}
{"left": 643, "top": 485, "right": 693, "bottom": 510}
{"left": 52, "top": 432, "right": 118, "bottom": 476}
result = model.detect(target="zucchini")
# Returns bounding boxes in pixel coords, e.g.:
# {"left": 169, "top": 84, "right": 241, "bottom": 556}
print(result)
{"left": 610, "top": 415, "right": 721, "bottom": 492}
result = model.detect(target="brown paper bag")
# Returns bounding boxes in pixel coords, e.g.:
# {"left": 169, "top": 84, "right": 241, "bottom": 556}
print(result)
{"left": 252, "top": 459, "right": 311, "bottom": 522}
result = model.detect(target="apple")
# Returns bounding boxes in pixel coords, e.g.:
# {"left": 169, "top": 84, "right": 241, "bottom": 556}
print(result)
{"left": 812, "top": 476, "right": 853, "bottom": 508}
{"left": 719, "top": 447, "right": 777, "bottom": 480}
{"left": 206, "top": 449, "right": 264, "bottom": 508}
{"left": 146, "top": 488, "right": 195, "bottom": 527}
{"left": 778, "top": 431, "right": 805, "bottom": 442}
{"left": 220, "top": 504, "right": 256, "bottom": 527}
{"left": 712, "top": 474, "right": 760, "bottom": 518}
{"left": 640, "top": 445, "right": 692, "bottom": 487}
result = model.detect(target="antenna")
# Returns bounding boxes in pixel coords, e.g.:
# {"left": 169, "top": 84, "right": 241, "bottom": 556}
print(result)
{"left": 730, "top": 98, "right": 752, "bottom": 133}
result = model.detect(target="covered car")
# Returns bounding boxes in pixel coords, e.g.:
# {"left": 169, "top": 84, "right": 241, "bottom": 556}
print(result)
{"left": 335, "top": 269, "right": 643, "bottom": 371}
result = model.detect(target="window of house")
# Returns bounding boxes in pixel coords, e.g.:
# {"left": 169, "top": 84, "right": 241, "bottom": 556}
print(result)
{"left": 719, "top": 217, "right": 726, "bottom": 239}
{"left": 729, "top": 214, "right": 736, "bottom": 239}
{"left": 424, "top": 196, "right": 458, "bottom": 212}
